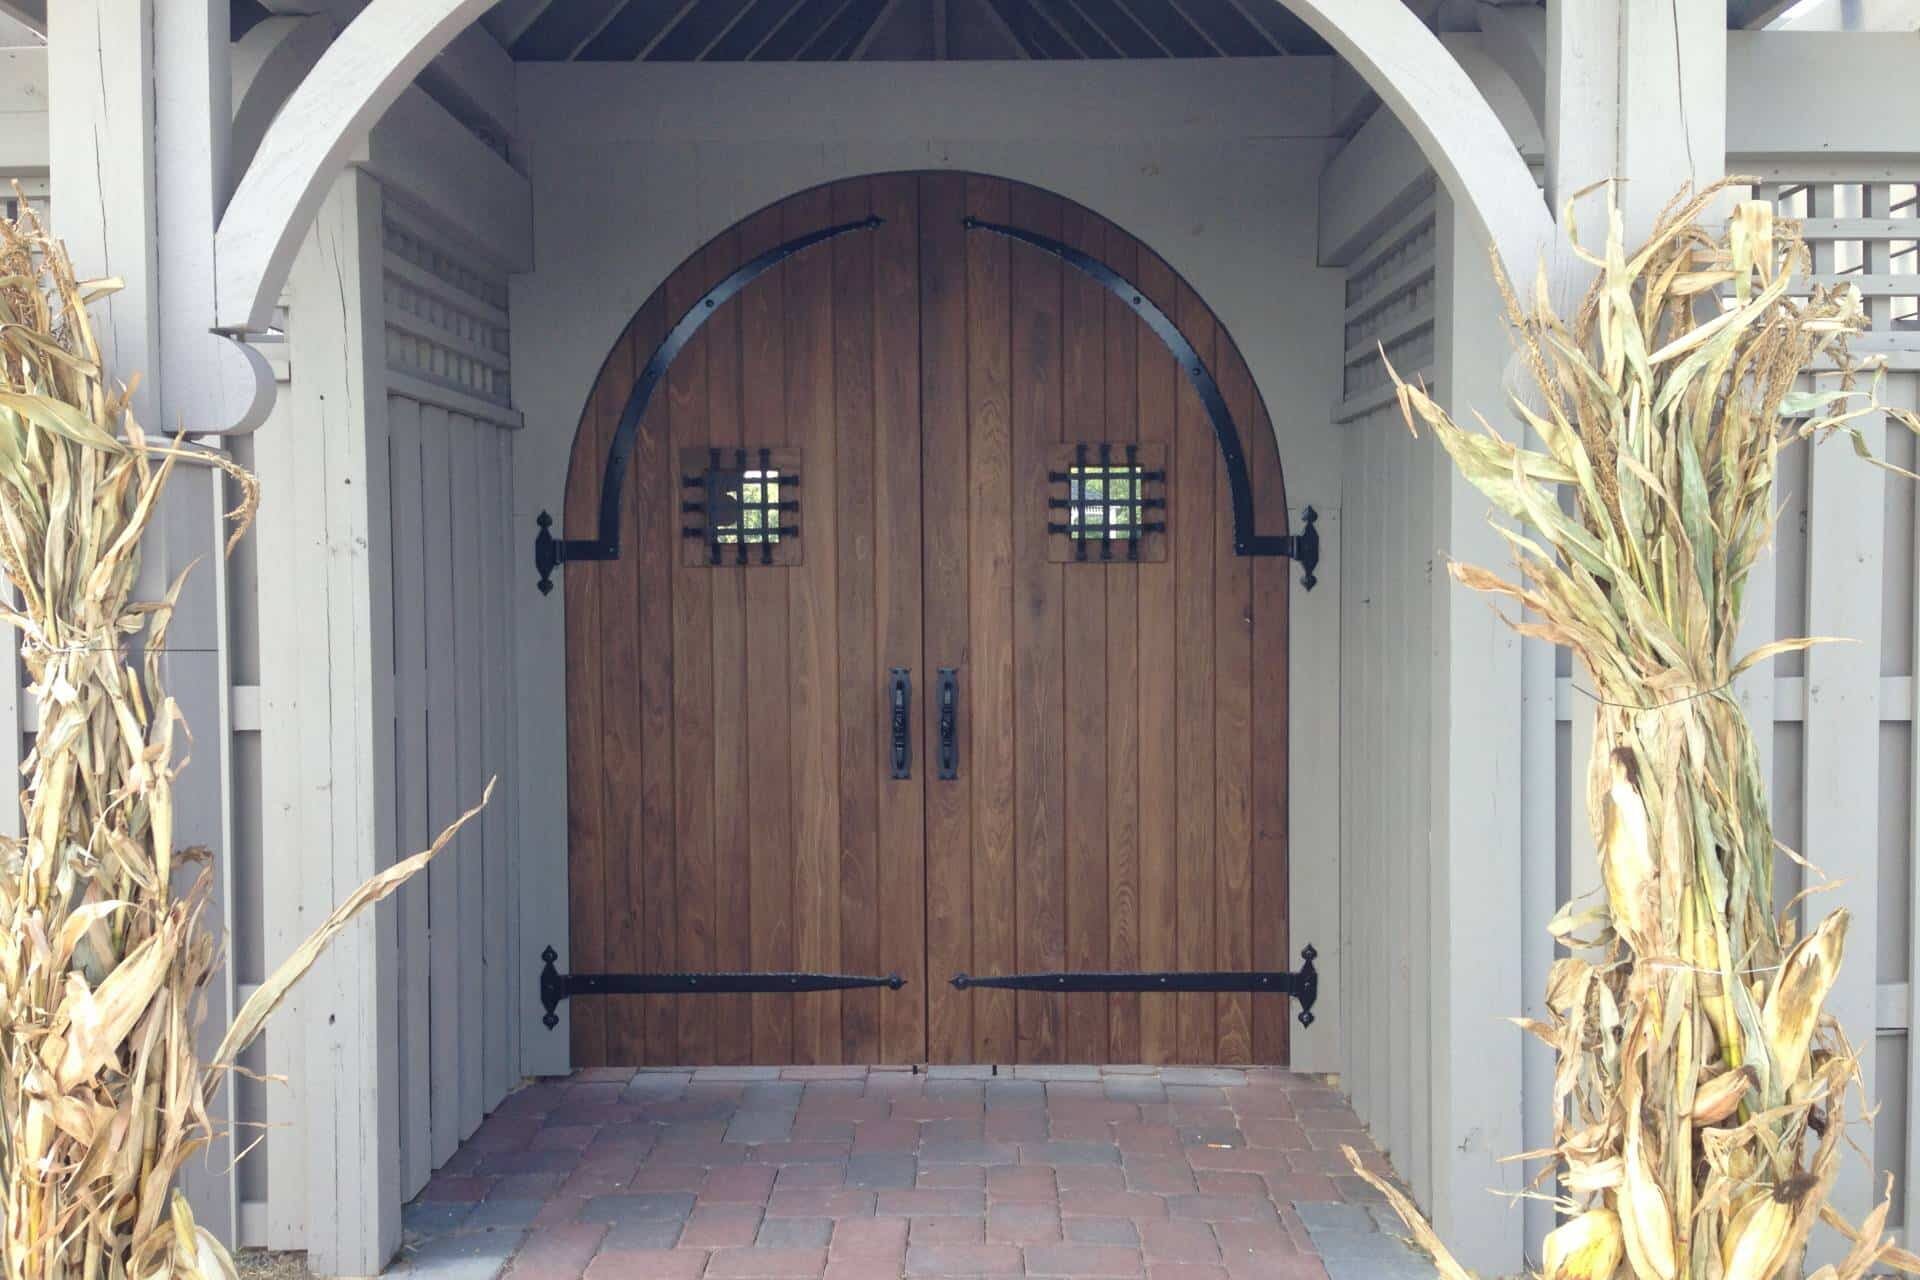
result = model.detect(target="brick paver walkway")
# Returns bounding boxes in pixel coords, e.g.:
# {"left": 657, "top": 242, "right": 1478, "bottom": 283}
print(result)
{"left": 388, "top": 1066, "right": 1438, "bottom": 1280}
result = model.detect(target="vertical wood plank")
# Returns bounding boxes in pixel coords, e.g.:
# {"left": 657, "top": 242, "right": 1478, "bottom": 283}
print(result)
{"left": 1059, "top": 202, "right": 1110, "bottom": 1064}
{"left": 1173, "top": 280, "right": 1218, "bottom": 1061}
{"left": 449, "top": 417, "right": 486, "bottom": 1132}
{"left": 786, "top": 185, "right": 843, "bottom": 1063}
{"left": 668, "top": 257, "right": 718, "bottom": 1066}
{"left": 705, "top": 231, "right": 755, "bottom": 1066}
{"left": 1213, "top": 344, "right": 1255, "bottom": 1066}
{"left": 1009, "top": 184, "right": 1066, "bottom": 1062}
{"left": 741, "top": 204, "right": 795, "bottom": 1065}
{"left": 966, "top": 175, "right": 1017, "bottom": 1062}
{"left": 1805, "top": 383, "right": 1885, "bottom": 1222}
{"left": 637, "top": 299, "right": 680, "bottom": 1066}
{"left": 1249, "top": 395, "right": 1291, "bottom": 1065}
{"left": 594, "top": 314, "right": 648, "bottom": 1065}
{"left": 1102, "top": 218, "right": 1143, "bottom": 1065}
{"left": 1134, "top": 249, "right": 1180, "bottom": 1065}
{"left": 834, "top": 178, "right": 882, "bottom": 1065}
{"left": 873, "top": 173, "right": 928, "bottom": 1064}
{"left": 388, "top": 396, "right": 432, "bottom": 1190}
{"left": 923, "top": 173, "right": 976, "bottom": 1063}
{"left": 478, "top": 424, "right": 513, "bottom": 1103}
{"left": 421, "top": 403, "right": 465, "bottom": 1147}
{"left": 254, "top": 374, "right": 308, "bottom": 1248}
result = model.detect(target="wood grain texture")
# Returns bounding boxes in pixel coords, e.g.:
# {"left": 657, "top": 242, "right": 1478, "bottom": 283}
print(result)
{"left": 667, "top": 255, "right": 717, "bottom": 1066}
{"left": 1009, "top": 183, "right": 1066, "bottom": 1062}
{"left": 561, "top": 174, "right": 1293, "bottom": 1067}
{"left": 1101, "top": 218, "right": 1142, "bottom": 1065}
{"left": 966, "top": 175, "right": 1018, "bottom": 1063}
{"left": 873, "top": 174, "right": 928, "bottom": 1064}
{"left": 1249, "top": 397, "right": 1292, "bottom": 1066}
{"left": 597, "top": 315, "right": 648, "bottom": 1065}
{"left": 785, "top": 184, "right": 844, "bottom": 1064}
{"left": 1172, "top": 280, "right": 1217, "bottom": 1061}
{"left": 922, "top": 173, "right": 975, "bottom": 1064}
{"left": 834, "top": 179, "right": 882, "bottom": 1066}
{"left": 1060, "top": 202, "right": 1110, "bottom": 1064}
{"left": 740, "top": 203, "right": 796, "bottom": 1064}
{"left": 1134, "top": 250, "right": 1181, "bottom": 1065}
{"left": 705, "top": 229, "right": 755, "bottom": 1065}
{"left": 1214, "top": 342, "right": 1255, "bottom": 1065}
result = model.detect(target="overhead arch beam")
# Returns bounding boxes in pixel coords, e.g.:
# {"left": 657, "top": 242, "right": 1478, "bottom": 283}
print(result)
{"left": 229, "top": 13, "right": 338, "bottom": 200}
{"left": 214, "top": 0, "right": 498, "bottom": 332}
{"left": 1250, "top": 0, "right": 1559, "bottom": 290}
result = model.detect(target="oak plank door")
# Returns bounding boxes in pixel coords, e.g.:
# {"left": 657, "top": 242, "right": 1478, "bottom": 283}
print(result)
{"left": 562, "top": 175, "right": 1291, "bottom": 1066}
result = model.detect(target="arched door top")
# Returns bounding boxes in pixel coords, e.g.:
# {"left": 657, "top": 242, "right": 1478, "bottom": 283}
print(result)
{"left": 534, "top": 175, "right": 1317, "bottom": 596}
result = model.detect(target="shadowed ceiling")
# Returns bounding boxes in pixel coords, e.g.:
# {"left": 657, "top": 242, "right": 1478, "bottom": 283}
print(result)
{"left": 479, "top": 0, "right": 1335, "bottom": 61}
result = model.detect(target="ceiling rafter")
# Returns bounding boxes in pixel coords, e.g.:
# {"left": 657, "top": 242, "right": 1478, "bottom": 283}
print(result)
{"left": 1221, "top": 0, "right": 1291, "bottom": 53}
{"left": 799, "top": 0, "right": 888, "bottom": 58}
{"left": 757, "top": 0, "right": 849, "bottom": 59}
{"left": 996, "top": 0, "right": 1086, "bottom": 56}
{"left": 969, "top": 0, "right": 1035, "bottom": 58}
{"left": 1039, "top": 0, "right": 1123, "bottom": 57}
{"left": 1174, "top": 0, "right": 1279, "bottom": 55}
{"left": 1161, "top": 0, "right": 1228, "bottom": 54}
{"left": 1109, "top": 0, "right": 1214, "bottom": 55}
{"left": 644, "top": 0, "right": 759, "bottom": 60}
{"left": 1068, "top": 0, "right": 1171, "bottom": 56}
{"left": 850, "top": 0, "right": 907, "bottom": 57}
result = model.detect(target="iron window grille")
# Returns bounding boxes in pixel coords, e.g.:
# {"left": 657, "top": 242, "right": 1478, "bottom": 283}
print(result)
{"left": 1047, "top": 442, "right": 1167, "bottom": 562}
{"left": 681, "top": 446, "right": 802, "bottom": 566}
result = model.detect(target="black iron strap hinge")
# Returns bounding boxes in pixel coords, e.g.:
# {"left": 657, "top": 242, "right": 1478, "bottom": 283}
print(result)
{"left": 950, "top": 945, "right": 1320, "bottom": 1028}
{"left": 535, "top": 215, "right": 884, "bottom": 594}
{"left": 538, "top": 947, "right": 905, "bottom": 1029}
{"left": 963, "top": 216, "right": 1319, "bottom": 591}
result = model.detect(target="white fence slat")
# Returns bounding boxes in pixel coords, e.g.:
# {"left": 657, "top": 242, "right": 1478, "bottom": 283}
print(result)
{"left": 420, "top": 403, "right": 462, "bottom": 1167}
{"left": 478, "top": 422, "right": 513, "bottom": 1106}
{"left": 388, "top": 394, "right": 434, "bottom": 1197}
{"left": 252, "top": 379, "right": 308, "bottom": 1249}
{"left": 1387, "top": 427, "right": 1410, "bottom": 1170}
{"left": 449, "top": 418, "right": 487, "bottom": 1138}
{"left": 309, "top": 171, "right": 402, "bottom": 1277}
{"left": 498, "top": 429, "right": 524, "bottom": 1087}
{"left": 1804, "top": 396, "right": 1885, "bottom": 1229}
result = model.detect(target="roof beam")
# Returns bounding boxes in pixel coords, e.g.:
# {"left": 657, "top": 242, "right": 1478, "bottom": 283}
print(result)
{"left": 1063, "top": 0, "right": 1164, "bottom": 55}
{"left": 643, "top": 0, "right": 755, "bottom": 59}
{"left": 1728, "top": 0, "right": 1803, "bottom": 26}
{"left": 0, "top": 0, "right": 44, "bottom": 33}
{"left": 479, "top": 0, "right": 553, "bottom": 46}
{"left": 509, "top": 0, "right": 624, "bottom": 59}
{"left": 585, "top": 0, "right": 702, "bottom": 59}
{"left": 850, "top": 0, "right": 906, "bottom": 57}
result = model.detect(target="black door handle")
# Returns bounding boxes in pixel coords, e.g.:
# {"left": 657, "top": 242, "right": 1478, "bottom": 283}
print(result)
{"left": 937, "top": 668, "right": 959, "bottom": 780}
{"left": 889, "top": 668, "right": 911, "bottom": 780}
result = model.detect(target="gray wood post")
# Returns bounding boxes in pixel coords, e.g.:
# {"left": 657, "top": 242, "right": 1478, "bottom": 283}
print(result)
{"left": 46, "top": 0, "right": 242, "bottom": 1249}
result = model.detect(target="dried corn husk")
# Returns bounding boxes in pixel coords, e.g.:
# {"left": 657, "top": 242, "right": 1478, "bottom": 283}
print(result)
{"left": 1367, "top": 180, "right": 1920, "bottom": 1278}
{"left": 0, "top": 197, "right": 488, "bottom": 1280}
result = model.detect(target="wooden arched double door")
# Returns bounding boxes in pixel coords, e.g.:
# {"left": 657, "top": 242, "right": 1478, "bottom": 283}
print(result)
{"left": 563, "top": 173, "right": 1291, "bottom": 1068}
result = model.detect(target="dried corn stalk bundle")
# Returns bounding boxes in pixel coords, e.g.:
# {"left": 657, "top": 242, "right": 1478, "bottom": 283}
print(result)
{"left": 0, "top": 202, "right": 485, "bottom": 1280}
{"left": 1364, "top": 181, "right": 1920, "bottom": 1279}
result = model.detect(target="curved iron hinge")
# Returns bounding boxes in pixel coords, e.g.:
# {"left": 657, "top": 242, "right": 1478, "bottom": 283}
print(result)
{"left": 962, "top": 216, "right": 1318, "bottom": 589}
{"left": 535, "top": 214, "right": 884, "bottom": 594}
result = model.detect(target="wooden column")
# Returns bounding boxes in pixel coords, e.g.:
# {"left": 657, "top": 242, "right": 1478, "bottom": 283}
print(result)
{"left": 1427, "top": 192, "right": 1527, "bottom": 1276}
{"left": 282, "top": 169, "right": 402, "bottom": 1278}
{"left": 47, "top": 0, "right": 246, "bottom": 1249}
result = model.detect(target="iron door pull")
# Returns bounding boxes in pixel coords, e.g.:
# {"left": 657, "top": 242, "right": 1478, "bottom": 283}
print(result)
{"left": 937, "top": 668, "right": 959, "bottom": 780}
{"left": 889, "top": 668, "right": 911, "bottom": 780}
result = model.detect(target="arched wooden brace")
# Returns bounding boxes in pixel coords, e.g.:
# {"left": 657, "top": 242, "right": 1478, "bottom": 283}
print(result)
{"left": 531, "top": 214, "right": 883, "bottom": 593}
{"left": 962, "top": 216, "right": 1320, "bottom": 585}
{"left": 536, "top": 209, "right": 1323, "bottom": 594}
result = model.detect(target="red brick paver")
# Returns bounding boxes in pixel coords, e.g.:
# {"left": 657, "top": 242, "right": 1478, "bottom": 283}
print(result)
{"left": 389, "top": 1066, "right": 1414, "bottom": 1280}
